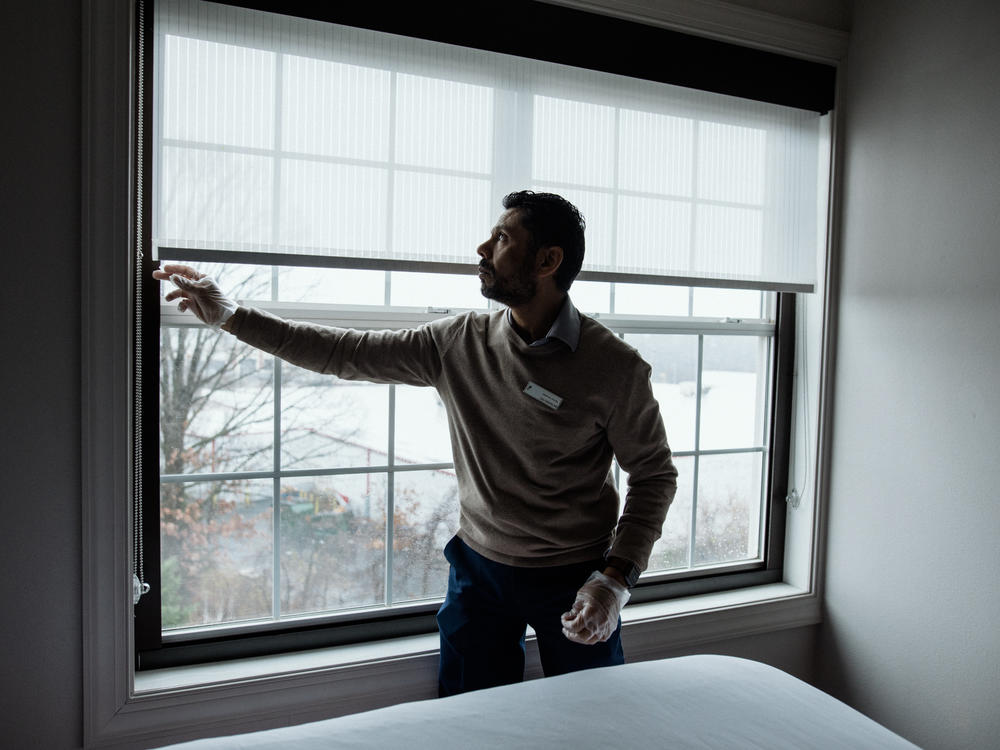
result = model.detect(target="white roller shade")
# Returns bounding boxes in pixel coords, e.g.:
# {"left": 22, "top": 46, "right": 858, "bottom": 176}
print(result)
{"left": 154, "top": 0, "right": 828, "bottom": 292}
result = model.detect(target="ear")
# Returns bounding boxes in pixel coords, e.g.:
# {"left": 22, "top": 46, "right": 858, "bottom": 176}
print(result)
{"left": 534, "top": 245, "right": 564, "bottom": 280}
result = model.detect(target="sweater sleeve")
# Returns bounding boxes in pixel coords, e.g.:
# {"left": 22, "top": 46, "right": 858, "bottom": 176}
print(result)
{"left": 604, "top": 353, "right": 678, "bottom": 571}
{"left": 225, "top": 306, "right": 447, "bottom": 387}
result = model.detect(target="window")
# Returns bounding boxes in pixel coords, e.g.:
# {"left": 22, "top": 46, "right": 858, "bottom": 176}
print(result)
{"left": 134, "top": 0, "right": 826, "bottom": 668}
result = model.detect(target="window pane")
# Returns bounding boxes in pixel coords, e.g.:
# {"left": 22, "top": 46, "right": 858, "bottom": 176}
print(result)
{"left": 163, "top": 35, "right": 275, "bottom": 149}
{"left": 532, "top": 95, "right": 615, "bottom": 187}
{"left": 618, "top": 109, "right": 693, "bottom": 196}
{"left": 625, "top": 333, "right": 697, "bottom": 452}
{"left": 390, "top": 272, "right": 486, "bottom": 310}
{"left": 570, "top": 280, "right": 611, "bottom": 315}
{"left": 691, "top": 287, "right": 763, "bottom": 319}
{"left": 160, "top": 327, "right": 274, "bottom": 475}
{"left": 699, "top": 335, "right": 769, "bottom": 450}
{"left": 159, "top": 261, "right": 273, "bottom": 303}
{"left": 694, "top": 205, "right": 763, "bottom": 279}
{"left": 278, "top": 161, "right": 388, "bottom": 252}
{"left": 616, "top": 195, "right": 691, "bottom": 273}
{"left": 159, "top": 146, "right": 273, "bottom": 247}
{"left": 392, "top": 469, "right": 460, "bottom": 604}
{"left": 636, "top": 455, "right": 694, "bottom": 574}
{"left": 281, "top": 374, "right": 390, "bottom": 471}
{"left": 533, "top": 185, "right": 614, "bottom": 270}
{"left": 392, "top": 172, "right": 490, "bottom": 259}
{"left": 613, "top": 283, "right": 689, "bottom": 316}
{"left": 394, "top": 385, "right": 453, "bottom": 465}
{"left": 276, "top": 267, "right": 386, "bottom": 305}
{"left": 395, "top": 74, "right": 493, "bottom": 172}
{"left": 697, "top": 121, "right": 766, "bottom": 205}
{"left": 279, "top": 473, "right": 387, "bottom": 616}
{"left": 161, "top": 478, "right": 273, "bottom": 630}
{"left": 281, "top": 55, "right": 391, "bottom": 160}
{"left": 694, "top": 452, "right": 764, "bottom": 565}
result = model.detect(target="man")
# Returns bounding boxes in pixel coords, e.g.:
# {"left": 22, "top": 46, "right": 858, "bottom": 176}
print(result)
{"left": 155, "top": 190, "right": 677, "bottom": 696}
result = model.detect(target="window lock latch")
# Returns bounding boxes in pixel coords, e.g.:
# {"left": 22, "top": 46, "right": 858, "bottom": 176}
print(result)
{"left": 132, "top": 574, "right": 151, "bottom": 605}
{"left": 786, "top": 489, "right": 801, "bottom": 509}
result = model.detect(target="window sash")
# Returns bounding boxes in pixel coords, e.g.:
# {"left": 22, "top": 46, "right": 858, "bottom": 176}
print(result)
{"left": 151, "top": 294, "right": 778, "bottom": 642}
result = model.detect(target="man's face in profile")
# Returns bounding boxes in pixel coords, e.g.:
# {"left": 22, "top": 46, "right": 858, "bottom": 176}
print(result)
{"left": 476, "top": 208, "right": 538, "bottom": 306}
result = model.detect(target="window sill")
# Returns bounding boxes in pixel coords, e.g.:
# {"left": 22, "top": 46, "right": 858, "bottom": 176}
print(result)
{"left": 120, "top": 583, "right": 818, "bottom": 747}
{"left": 134, "top": 630, "right": 441, "bottom": 694}
{"left": 136, "top": 582, "right": 813, "bottom": 695}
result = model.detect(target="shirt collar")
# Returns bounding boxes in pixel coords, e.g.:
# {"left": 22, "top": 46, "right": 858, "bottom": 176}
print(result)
{"left": 505, "top": 296, "right": 580, "bottom": 353}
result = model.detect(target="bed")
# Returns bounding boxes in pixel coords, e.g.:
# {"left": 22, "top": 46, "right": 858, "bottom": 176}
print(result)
{"left": 157, "top": 655, "right": 918, "bottom": 749}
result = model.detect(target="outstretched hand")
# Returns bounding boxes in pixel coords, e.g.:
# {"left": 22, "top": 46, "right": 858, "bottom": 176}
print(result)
{"left": 153, "top": 264, "right": 238, "bottom": 329}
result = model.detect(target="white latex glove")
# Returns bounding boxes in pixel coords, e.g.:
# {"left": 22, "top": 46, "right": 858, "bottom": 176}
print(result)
{"left": 560, "top": 570, "right": 630, "bottom": 645}
{"left": 154, "top": 264, "right": 238, "bottom": 329}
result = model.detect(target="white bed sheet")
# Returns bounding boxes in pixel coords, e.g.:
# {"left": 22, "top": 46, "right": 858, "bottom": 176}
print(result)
{"left": 158, "top": 655, "right": 919, "bottom": 749}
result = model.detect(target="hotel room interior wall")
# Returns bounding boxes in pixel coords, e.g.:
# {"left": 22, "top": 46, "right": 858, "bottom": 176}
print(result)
{"left": 0, "top": 1, "right": 84, "bottom": 749}
{"left": 718, "top": 0, "right": 850, "bottom": 30}
{"left": 0, "top": 1, "right": 843, "bottom": 747}
{"left": 651, "top": 626, "right": 819, "bottom": 683}
{"left": 818, "top": 1, "right": 1000, "bottom": 747}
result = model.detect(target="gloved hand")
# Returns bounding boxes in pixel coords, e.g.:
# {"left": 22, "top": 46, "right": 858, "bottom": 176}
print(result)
{"left": 560, "top": 570, "right": 630, "bottom": 645}
{"left": 154, "top": 264, "right": 238, "bottom": 329}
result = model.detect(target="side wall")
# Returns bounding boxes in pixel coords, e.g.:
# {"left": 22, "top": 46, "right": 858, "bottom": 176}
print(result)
{"left": 0, "top": 1, "right": 84, "bottom": 748}
{"left": 819, "top": 1, "right": 1000, "bottom": 747}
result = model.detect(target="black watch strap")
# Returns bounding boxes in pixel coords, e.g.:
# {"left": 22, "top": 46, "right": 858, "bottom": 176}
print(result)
{"left": 604, "top": 555, "right": 641, "bottom": 588}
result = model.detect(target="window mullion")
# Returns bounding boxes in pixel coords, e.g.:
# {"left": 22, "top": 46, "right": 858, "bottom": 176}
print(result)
{"left": 687, "top": 119, "right": 701, "bottom": 318}
{"left": 490, "top": 87, "right": 517, "bottom": 209}
{"left": 272, "top": 358, "right": 282, "bottom": 621}
{"left": 270, "top": 48, "right": 285, "bottom": 624}
{"left": 385, "top": 385, "right": 396, "bottom": 607}
{"left": 689, "top": 334, "right": 704, "bottom": 568}
{"left": 383, "top": 69, "right": 399, "bottom": 601}
{"left": 385, "top": 70, "right": 398, "bottom": 307}
{"left": 609, "top": 106, "right": 621, "bottom": 315}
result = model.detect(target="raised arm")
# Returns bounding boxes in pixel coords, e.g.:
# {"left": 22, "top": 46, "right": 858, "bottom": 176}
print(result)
{"left": 155, "top": 264, "right": 446, "bottom": 387}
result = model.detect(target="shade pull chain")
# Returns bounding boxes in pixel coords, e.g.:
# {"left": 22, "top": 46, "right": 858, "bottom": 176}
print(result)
{"left": 133, "top": 0, "right": 149, "bottom": 608}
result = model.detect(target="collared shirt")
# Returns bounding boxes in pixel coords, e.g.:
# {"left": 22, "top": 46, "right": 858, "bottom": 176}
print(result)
{"left": 505, "top": 295, "right": 581, "bottom": 353}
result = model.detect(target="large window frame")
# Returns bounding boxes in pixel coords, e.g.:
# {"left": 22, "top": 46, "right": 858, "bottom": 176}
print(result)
{"left": 137, "top": 288, "right": 793, "bottom": 668}
{"left": 134, "top": 0, "right": 810, "bottom": 670}
{"left": 82, "top": 0, "right": 842, "bottom": 745}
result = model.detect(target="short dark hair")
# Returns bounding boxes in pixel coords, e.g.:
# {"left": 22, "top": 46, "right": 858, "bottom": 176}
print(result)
{"left": 502, "top": 191, "right": 585, "bottom": 292}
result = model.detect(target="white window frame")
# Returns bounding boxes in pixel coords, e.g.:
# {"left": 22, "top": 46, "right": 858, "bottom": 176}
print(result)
{"left": 81, "top": 0, "right": 844, "bottom": 746}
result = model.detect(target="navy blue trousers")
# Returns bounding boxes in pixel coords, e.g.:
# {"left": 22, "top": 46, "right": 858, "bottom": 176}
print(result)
{"left": 436, "top": 536, "right": 624, "bottom": 697}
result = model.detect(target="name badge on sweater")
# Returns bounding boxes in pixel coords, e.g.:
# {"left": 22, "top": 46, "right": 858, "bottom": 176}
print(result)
{"left": 524, "top": 381, "right": 563, "bottom": 410}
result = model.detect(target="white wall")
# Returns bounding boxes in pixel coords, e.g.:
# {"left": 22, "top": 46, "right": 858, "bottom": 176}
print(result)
{"left": 818, "top": 1, "right": 1000, "bottom": 747}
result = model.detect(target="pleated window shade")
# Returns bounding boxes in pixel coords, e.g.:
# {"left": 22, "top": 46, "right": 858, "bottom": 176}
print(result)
{"left": 153, "top": 0, "right": 828, "bottom": 292}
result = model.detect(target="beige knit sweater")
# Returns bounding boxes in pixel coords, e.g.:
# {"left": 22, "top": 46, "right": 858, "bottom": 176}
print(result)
{"left": 226, "top": 305, "right": 677, "bottom": 572}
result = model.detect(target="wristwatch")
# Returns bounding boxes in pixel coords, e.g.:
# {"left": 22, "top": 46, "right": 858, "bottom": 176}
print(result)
{"left": 604, "top": 555, "right": 641, "bottom": 589}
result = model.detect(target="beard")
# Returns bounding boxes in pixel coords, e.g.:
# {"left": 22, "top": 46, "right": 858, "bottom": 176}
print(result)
{"left": 479, "top": 257, "right": 537, "bottom": 307}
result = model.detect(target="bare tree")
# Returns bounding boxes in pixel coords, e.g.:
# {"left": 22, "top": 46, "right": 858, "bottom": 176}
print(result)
{"left": 156, "top": 266, "right": 456, "bottom": 627}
